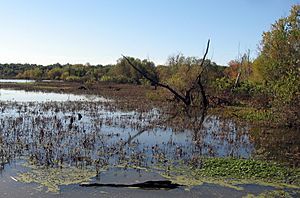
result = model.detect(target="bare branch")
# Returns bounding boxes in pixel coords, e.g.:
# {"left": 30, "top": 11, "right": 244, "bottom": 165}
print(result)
{"left": 122, "top": 55, "right": 189, "bottom": 105}
{"left": 197, "top": 39, "right": 210, "bottom": 82}
{"left": 184, "top": 39, "right": 210, "bottom": 93}
{"left": 122, "top": 39, "right": 210, "bottom": 109}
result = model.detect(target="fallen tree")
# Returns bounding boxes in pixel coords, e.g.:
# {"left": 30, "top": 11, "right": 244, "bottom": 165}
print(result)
{"left": 122, "top": 40, "right": 210, "bottom": 119}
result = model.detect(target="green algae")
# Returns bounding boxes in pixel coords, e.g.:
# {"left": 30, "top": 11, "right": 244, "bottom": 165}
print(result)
{"left": 16, "top": 165, "right": 98, "bottom": 193}
{"left": 243, "top": 190, "right": 297, "bottom": 198}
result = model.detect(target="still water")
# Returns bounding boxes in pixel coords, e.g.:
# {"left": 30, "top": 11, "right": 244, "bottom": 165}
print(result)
{"left": 0, "top": 89, "right": 108, "bottom": 102}
{"left": 0, "top": 79, "right": 35, "bottom": 83}
{"left": 0, "top": 89, "right": 298, "bottom": 197}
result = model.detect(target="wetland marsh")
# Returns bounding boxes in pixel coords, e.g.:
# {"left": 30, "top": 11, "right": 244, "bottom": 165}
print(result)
{"left": 1, "top": 1, "right": 300, "bottom": 198}
{"left": 0, "top": 83, "right": 299, "bottom": 197}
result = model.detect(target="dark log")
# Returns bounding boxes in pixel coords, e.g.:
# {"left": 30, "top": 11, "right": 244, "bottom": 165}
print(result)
{"left": 78, "top": 86, "right": 87, "bottom": 90}
{"left": 80, "top": 180, "right": 183, "bottom": 189}
{"left": 78, "top": 113, "right": 82, "bottom": 120}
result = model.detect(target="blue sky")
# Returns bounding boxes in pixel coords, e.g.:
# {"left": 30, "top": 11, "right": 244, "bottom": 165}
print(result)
{"left": 0, "top": 0, "right": 299, "bottom": 66}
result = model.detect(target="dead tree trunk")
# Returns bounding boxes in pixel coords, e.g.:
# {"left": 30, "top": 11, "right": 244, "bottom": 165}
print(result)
{"left": 122, "top": 39, "right": 210, "bottom": 117}
{"left": 233, "top": 71, "right": 241, "bottom": 89}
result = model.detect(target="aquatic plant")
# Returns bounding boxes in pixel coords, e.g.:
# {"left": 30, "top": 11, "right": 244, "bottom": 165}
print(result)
{"left": 16, "top": 164, "right": 97, "bottom": 193}
{"left": 155, "top": 158, "right": 300, "bottom": 190}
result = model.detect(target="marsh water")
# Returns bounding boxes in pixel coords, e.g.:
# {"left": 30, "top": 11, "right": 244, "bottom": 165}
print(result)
{"left": 0, "top": 89, "right": 108, "bottom": 102}
{"left": 0, "top": 87, "right": 299, "bottom": 197}
{"left": 0, "top": 79, "right": 35, "bottom": 83}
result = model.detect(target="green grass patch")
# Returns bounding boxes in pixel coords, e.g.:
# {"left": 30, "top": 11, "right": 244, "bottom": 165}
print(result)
{"left": 156, "top": 158, "right": 300, "bottom": 190}
{"left": 197, "top": 158, "right": 299, "bottom": 184}
{"left": 211, "top": 106, "right": 278, "bottom": 123}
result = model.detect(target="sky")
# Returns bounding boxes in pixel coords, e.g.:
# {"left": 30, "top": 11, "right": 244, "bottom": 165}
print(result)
{"left": 0, "top": 0, "right": 299, "bottom": 66}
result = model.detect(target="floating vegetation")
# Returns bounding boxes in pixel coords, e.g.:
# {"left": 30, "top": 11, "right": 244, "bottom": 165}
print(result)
{"left": 154, "top": 158, "right": 300, "bottom": 191}
{"left": 194, "top": 158, "right": 300, "bottom": 184}
{"left": 243, "top": 190, "right": 299, "bottom": 198}
{"left": 16, "top": 164, "right": 97, "bottom": 193}
{"left": 105, "top": 158, "right": 300, "bottom": 192}
{"left": 15, "top": 157, "right": 300, "bottom": 194}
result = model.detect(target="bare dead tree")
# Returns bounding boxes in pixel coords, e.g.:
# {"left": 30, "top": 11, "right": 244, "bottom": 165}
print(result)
{"left": 121, "top": 40, "right": 211, "bottom": 143}
{"left": 122, "top": 40, "right": 210, "bottom": 117}
{"left": 233, "top": 49, "right": 251, "bottom": 90}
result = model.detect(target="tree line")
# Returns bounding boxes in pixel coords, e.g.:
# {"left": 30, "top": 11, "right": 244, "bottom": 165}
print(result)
{"left": 0, "top": 56, "right": 224, "bottom": 86}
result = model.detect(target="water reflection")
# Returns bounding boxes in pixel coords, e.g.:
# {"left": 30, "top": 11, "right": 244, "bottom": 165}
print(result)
{"left": 0, "top": 99, "right": 253, "bottom": 171}
{"left": 0, "top": 89, "right": 108, "bottom": 102}
{"left": 0, "top": 79, "right": 63, "bottom": 83}
{"left": 0, "top": 79, "right": 35, "bottom": 83}
{"left": 250, "top": 127, "right": 300, "bottom": 167}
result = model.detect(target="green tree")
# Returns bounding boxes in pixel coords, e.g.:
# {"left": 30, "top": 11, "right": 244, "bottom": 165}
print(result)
{"left": 105, "top": 57, "right": 157, "bottom": 84}
{"left": 16, "top": 67, "right": 43, "bottom": 80}
{"left": 252, "top": 4, "right": 300, "bottom": 103}
{"left": 162, "top": 54, "right": 219, "bottom": 96}
{"left": 47, "top": 67, "right": 64, "bottom": 80}
{"left": 247, "top": 4, "right": 300, "bottom": 127}
{"left": 258, "top": 5, "right": 299, "bottom": 79}
{"left": 165, "top": 55, "right": 202, "bottom": 94}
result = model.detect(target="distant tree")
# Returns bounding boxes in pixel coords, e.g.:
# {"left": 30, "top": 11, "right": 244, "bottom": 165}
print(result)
{"left": 47, "top": 67, "right": 64, "bottom": 80}
{"left": 163, "top": 54, "right": 205, "bottom": 96}
{"left": 16, "top": 67, "right": 43, "bottom": 80}
{"left": 105, "top": 57, "right": 157, "bottom": 84}
{"left": 158, "top": 54, "right": 223, "bottom": 96}
{"left": 225, "top": 51, "right": 252, "bottom": 89}
{"left": 225, "top": 60, "right": 239, "bottom": 80}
